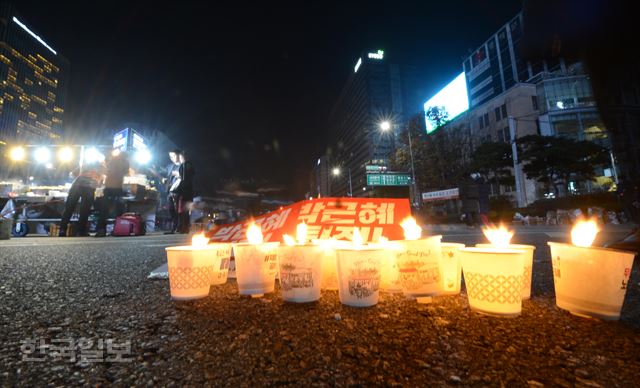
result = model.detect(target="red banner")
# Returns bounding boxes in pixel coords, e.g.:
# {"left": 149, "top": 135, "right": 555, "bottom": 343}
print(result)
{"left": 207, "top": 197, "right": 411, "bottom": 243}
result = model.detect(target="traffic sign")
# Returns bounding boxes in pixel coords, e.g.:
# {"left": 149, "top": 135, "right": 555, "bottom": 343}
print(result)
{"left": 366, "top": 173, "right": 411, "bottom": 186}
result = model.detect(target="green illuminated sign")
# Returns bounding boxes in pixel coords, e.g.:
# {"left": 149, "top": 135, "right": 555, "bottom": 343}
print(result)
{"left": 366, "top": 173, "right": 411, "bottom": 186}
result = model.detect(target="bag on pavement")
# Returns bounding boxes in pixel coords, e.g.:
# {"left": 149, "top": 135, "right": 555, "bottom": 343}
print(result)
{"left": 112, "top": 213, "right": 146, "bottom": 236}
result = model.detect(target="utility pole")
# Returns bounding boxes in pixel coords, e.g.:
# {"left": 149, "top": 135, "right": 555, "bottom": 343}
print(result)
{"left": 508, "top": 116, "right": 527, "bottom": 207}
{"left": 348, "top": 167, "right": 353, "bottom": 197}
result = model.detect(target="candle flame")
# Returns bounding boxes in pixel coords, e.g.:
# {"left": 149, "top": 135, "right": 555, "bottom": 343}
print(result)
{"left": 571, "top": 219, "right": 599, "bottom": 247}
{"left": 482, "top": 225, "right": 513, "bottom": 248}
{"left": 296, "top": 222, "right": 308, "bottom": 245}
{"left": 352, "top": 227, "right": 364, "bottom": 247}
{"left": 191, "top": 232, "right": 210, "bottom": 247}
{"left": 246, "top": 223, "right": 264, "bottom": 244}
{"left": 283, "top": 234, "right": 296, "bottom": 246}
{"left": 400, "top": 217, "right": 422, "bottom": 240}
{"left": 312, "top": 238, "right": 337, "bottom": 251}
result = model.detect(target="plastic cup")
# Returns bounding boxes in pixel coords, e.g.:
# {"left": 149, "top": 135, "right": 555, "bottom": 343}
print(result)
{"left": 440, "top": 243, "right": 465, "bottom": 295}
{"left": 233, "top": 242, "right": 279, "bottom": 296}
{"left": 476, "top": 243, "right": 536, "bottom": 299}
{"left": 165, "top": 245, "right": 220, "bottom": 300}
{"left": 277, "top": 244, "right": 323, "bottom": 302}
{"left": 209, "top": 243, "right": 233, "bottom": 285}
{"left": 335, "top": 247, "right": 384, "bottom": 307}
{"left": 379, "top": 240, "right": 402, "bottom": 293}
{"left": 548, "top": 242, "right": 635, "bottom": 320}
{"left": 460, "top": 247, "right": 525, "bottom": 317}
{"left": 396, "top": 236, "right": 443, "bottom": 298}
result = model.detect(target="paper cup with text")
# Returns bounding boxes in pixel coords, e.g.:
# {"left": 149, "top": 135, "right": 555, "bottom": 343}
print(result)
{"left": 277, "top": 244, "right": 323, "bottom": 302}
{"left": 233, "top": 242, "right": 280, "bottom": 296}
{"left": 396, "top": 236, "right": 443, "bottom": 298}
{"left": 335, "top": 247, "right": 384, "bottom": 307}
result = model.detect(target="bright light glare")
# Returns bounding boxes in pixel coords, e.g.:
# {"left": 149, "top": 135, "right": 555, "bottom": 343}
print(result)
{"left": 571, "top": 219, "right": 599, "bottom": 247}
{"left": 9, "top": 146, "right": 26, "bottom": 161}
{"left": 380, "top": 121, "right": 391, "bottom": 131}
{"left": 135, "top": 149, "right": 152, "bottom": 164}
{"left": 34, "top": 147, "right": 51, "bottom": 163}
{"left": 84, "top": 147, "right": 105, "bottom": 163}
{"left": 58, "top": 147, "right": 73, "bottom": 162}
{"left": 423, "top": 72, "right": 469, "bottom": 134}
{"left": 354, "top": 57, "right": 362, "bottom": 73}
{"left": 332, "top": 167, "right": 341, "bottom": 176}
{"left": 45, "top": 162, "right": 53, "bottom": 169}
{"left": 12, "top": 17, "right": 57, "bottom": 55}
{"left": 482, "top": 225, "right": 513, "bottom": 248}
{"left": 112, "top": 149, "right": 121, "bottom": 157}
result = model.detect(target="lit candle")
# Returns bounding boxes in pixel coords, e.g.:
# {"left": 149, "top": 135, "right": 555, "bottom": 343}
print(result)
{"left": 233, "top": 223, "right": 279, "bottom": 297}
{"left": 439, "top": 242, "right": 466, "bottom": 295}
{"left": 476, "top": 225, "right": 536, "bottom": 300}
{"left": 165, "top": 233, "right": 223, "bottom": 300}
{"left": 395, "top": 217, "right": 443, "bottom": 298}
{"left": 314, "top": 238, "right": 340, "bottom": 291}
{"left": 459, "top": 246, "right": 525, "bottom": 316}
{"left": 334, "top": 227, "right": 385, "bottom": 307}
{"left": 548, "top": 219, "right": 635, "bottom": 320}
{"left": 378, "top": 237, "right": 402, "bottom": 293}
{"left": 277, "top": 222, "right": 324, "bottom": 303}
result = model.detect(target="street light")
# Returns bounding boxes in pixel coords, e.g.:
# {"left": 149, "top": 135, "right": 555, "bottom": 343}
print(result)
{"left": 9, "top": 146, "right": 26, "bottom": 161}
{"left": 34, "top": 147, "right": 51, "bottom": 163}
{"left": 58, "top": 147, "right": 74, "bottom": 163}
{"left": 332, "top": 166, "right": 352, "bottom": 197}
{"left": 380, "top": 120, "right": 419, "bottom": 207}
{"left": 380, "top": 120, "right": 391, "bottom": 132}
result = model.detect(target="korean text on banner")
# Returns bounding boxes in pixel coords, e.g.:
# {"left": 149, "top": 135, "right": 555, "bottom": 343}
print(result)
{"left": 207, "top": 197, "right": 411, "bottom": 243}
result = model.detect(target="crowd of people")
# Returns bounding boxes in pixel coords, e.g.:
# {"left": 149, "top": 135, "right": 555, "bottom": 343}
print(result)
{"left": 57, "top": 148, "right": 195, "bottom": 237}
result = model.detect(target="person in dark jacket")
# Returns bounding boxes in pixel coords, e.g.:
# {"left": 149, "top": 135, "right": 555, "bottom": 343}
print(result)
{"left": 95, "top": 151, "right": 130, "bottom": 237}
{"left": 171, "top": 151, "right": 195, "bottom": 234}
{"left": 164, "top": 149, "right": 182, "bottom": 234}
{"left": 59, "top": 160, "right": 104, "bottom": 237}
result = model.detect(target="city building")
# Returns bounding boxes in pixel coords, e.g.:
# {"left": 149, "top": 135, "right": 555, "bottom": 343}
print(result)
{"left": 327, "top": 49, "right": 426, "bottom": 197}
{"left": 429, "top": 11, "right": 617, "bottom": 206}
{"left": 0, "top": 3, "right": 69, "bottom": 144}
{"left": 463, "top": 11, "right": 567, "bottom": 109}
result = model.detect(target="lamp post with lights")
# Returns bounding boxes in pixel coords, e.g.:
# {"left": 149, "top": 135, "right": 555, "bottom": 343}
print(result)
{"left": 332, "top": 167, "right": 352, "bottom": 197}
{"left": 379, "top": 120, "right": 419, "bottom": 207}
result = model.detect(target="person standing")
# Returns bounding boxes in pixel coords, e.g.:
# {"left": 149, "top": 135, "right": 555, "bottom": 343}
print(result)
{"left": 59, "top": 160, "right": 104, "bottom": 237}
{"left": 164, "top": 150, "right": 181, "bottom": 234}
{"left": 459, "top": 173, "right": 480, "bottom": 227}
{"left": 95, "top": 151, "right": 130, "bottom": 237}
{"left": 171, "top": 151, "right": 195, "bottom": 234}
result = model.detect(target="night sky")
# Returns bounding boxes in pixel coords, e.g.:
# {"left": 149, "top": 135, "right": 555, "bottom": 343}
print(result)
{"left": 17, "top": 0, "right": 522, "bottom": 198}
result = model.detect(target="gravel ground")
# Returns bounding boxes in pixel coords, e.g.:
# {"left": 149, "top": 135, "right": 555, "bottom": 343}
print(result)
{"left": 1, "top": 230, "right": 639, "bottom": 387}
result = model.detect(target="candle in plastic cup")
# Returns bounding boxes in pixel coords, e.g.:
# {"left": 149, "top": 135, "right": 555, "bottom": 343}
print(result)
{"left": 396, "top": 235, "right": 443, "bottom": 298}
{"left": 476, "top": 243, "right": 535, "bottom": 299}
{"left": 335, "top": 247, "right": 384, "bottom": 307}
{"left": 233, "top": 242, "right": 279, "bottom": 296}
{"left": 440, "top": 243, "right": 465, "bottom": 295}
{"left": 277, "top": 244, "right": 323, "bottom": 302}
{"left": 460, "top": 247, "right": 525, "bottom": 317}
{"left": 209, "top": 243, "right": 233, "bottom": 285}
{"left": 548, "top": 242, "right": 634, "bottom": 320}
{"left": 165, "top": 245, "right": 219, "bottom": 300}
{"left": 378, "top": 238, "right": 402, "bottom": 293}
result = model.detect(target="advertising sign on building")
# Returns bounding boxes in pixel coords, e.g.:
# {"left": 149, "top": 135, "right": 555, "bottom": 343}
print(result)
{"left": 113, "top": 128, "right": 146, "bottom": 151}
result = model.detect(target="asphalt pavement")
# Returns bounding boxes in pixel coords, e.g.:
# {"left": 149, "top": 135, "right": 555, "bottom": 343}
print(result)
{"left": 0, "top": 225, "right": 638, "bottom": 386}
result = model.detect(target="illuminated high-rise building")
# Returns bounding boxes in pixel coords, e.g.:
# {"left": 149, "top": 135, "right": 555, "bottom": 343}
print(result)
{"left": 0, "top": 3, "right": 69, "bottom": 144}
{"left": 328, "top": 49, "right": 426, "bottom": 197}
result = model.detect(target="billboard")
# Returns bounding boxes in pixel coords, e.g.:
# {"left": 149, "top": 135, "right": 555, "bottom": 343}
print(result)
{"left": 423, "top": 72, "right": 469, "bottom": 134}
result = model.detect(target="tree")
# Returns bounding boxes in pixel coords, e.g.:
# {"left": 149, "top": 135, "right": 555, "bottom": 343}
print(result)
{"left": 392, "top": 114, "right": 472, "bottom": 192}
{"left": 518, "top": 135, "right": 610, "bottom": 197}
{"left": 470, "top": 141, "right": 514, "bottom": 192}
